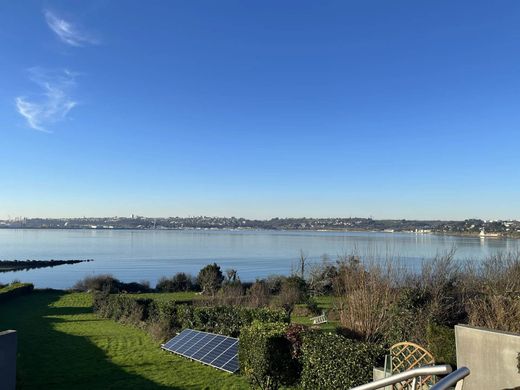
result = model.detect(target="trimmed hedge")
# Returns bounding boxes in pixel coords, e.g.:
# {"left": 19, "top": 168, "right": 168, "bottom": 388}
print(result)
{"left": 93, "top": 293, "right": 289, "bottom": 338}
{"left": 0, "top": 283, "right": 34, "bottom": 302}
{"left": 239, "top": 321, "right": 299, "bottom": 390}
{"left": 300, "top": 332, "right": 384, "bottom": 389}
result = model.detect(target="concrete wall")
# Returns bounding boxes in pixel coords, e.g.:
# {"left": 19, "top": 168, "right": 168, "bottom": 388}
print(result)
{"left": 455, "top": 325, "right": 520, "bottom": 390}
{"left": 0, "top": 330, "right": 17, "bottom": 390}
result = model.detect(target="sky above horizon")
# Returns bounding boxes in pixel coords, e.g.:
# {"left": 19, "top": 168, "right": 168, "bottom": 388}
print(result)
{"left": 1, "top": 1, "right": 520, "bottom": 220}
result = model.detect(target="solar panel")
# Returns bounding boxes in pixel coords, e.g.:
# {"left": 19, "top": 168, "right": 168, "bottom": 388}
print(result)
{"left": 161, "top": 329, "right": 240, "bottom": 373}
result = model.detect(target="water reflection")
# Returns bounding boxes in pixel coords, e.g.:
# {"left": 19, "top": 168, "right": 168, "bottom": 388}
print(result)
{"left": 0, "top": 229, "right": 518, "bottom": 288}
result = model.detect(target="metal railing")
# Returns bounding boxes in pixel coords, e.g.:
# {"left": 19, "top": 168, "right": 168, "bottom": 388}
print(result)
{"left": 351, "top": 365, "right": 453, "bottom": 390}
{"left": 430, "top": 367, "right": 470, "bottom": 390}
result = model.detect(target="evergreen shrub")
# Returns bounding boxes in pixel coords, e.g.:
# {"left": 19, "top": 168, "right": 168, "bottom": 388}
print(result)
{"left": 93, "top": 293, "right": 289, "bottom": 339}
{"left": 239, "top": 321, "right": 298, "bottom": 390}
{"left": 426, "top": 323, "right": 456, "bottom": 367}
{"left": 300, "top": 332, "right": 384, "bottom": 389}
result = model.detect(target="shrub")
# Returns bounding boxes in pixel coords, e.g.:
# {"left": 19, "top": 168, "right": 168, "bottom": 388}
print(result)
{"left": 307, "top": 257, "right": 338, "bottom": 296}
{"left": 197, "top": 263, "right": 224, "bottom": 295}
{"left": 273, "top": 276, "right": 308, "bottom": 314}
{"left": 466, "top": 294, "right": 520, "bottom": 333}
{"left": 285, "top": 324, "right": 306, "bottom": 359}
{"left": 383, "top": 287, "right": 430, "bottom": 346}
{"left": 74, "top": 274, "right": 120, "bottom": 293}
{"left": 336, "top": 260, "right": 398, "bottom": 342}
{"left": 93, "top": 293, "right": 289, "bottom": 339}
{"left": 74, "top": 275, "right": 150, "bottom": 293}
{"left": 147, "top": 300, "right": 180, "bottom": 340}
{"left": 463, "top": 253, "right": 520, "bottom": 333}
{"left": 156, "top": 272, "right": 194, "bottom": 292}
{"left": 0, "top": 282, "right": 34, "bottom": 302}
{"left": 213, "top": 282, "right": 245, "bottom": 306}
{"left": 248, "top": 280, "right": 270, "bottom": 307}
{"left": 305, "top": 298, "right": 321, "bottom": 315}
{"left": 239, "top": 321, "right": 298, "bottom": 390}
{"left": 120, "top": 281, "right": 151, "bottom": 293}
{"left": 426, "top": 323, "right": 456, "bottom": 367}
{"left": 283, "top": 276, "right": 308, "bottom": 300}
{"left": 264, "top": 275, "right": 285, "bottom": 295}
{"left": 418, "top": 252, "right": 465, "bottom": 326}
{"left": 93, "top": 293, "right": 155, "bottom": 325}
{"left": 183, "top": 305, "right": 289, "bottom": 337}
{"left": 300, "top": 332, "right": 384, "bottom": 389}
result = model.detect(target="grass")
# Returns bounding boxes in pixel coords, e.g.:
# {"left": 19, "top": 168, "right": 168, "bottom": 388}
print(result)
{"left": 0, "top": 282, "right": 32, "bottom": 294}
{"left": 0, "top": 291, "right": 249, "bottom": 390}
{"left": 291, "top": 295, "right": 339, "bottom": 332}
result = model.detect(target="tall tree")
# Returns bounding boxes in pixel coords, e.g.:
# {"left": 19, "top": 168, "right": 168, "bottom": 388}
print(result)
{"left": 197, "top": 263, "right": 224, "bottom": 295}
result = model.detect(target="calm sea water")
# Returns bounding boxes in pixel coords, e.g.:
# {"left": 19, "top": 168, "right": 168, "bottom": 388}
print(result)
{"left": 0, "top": 229, "right": 518, "bottom": 289}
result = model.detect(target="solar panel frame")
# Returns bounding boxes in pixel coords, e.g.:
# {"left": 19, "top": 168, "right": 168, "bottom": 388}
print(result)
{"left": 162, "top": 329, "right": 192, "bottom": 350}
{"left": 161, "top": 329, "right": 240, "bottom": 373}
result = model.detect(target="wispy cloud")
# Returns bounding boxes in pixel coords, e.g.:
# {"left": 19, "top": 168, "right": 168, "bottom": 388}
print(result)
{"left": 15, "top": 68, "right": 78, "bottom": 133}
{"left": 44, "top": 10, "right": 97, "bottom": 47}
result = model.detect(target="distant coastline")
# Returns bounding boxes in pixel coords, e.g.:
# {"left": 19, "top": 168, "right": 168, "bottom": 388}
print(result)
{"left": 0, "top": 222, "right": 519, "bottom": 239}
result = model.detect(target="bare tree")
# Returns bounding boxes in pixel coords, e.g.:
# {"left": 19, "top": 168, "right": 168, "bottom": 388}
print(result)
{"left": 298, "top": 250, "right": 307, "bottom": 279}
{"left": 226, "top": 268, "right": 238, "bottom": 283}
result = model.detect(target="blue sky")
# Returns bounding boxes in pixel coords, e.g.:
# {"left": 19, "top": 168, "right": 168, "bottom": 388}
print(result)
{"left": 1, "top": 1, "right": 519, "bottom": 220}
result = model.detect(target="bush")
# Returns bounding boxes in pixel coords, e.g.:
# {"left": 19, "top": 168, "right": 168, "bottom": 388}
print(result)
{"left": 285, "top": 324, "right": 306, "bottom": 359}
{"left": 156, "top": 273, "right": 194, "bottom": 292}
{"left": 0, "top": 282, "right": 34, "bottom": 302}
{"left": 74, "top": 274, "right": 151, "bottom": 293}
{"left": 264, "top": 275, "right": 285, "bottom": 295}
{"left": 426, "top": 323, "right": 456, "bottom": 367}
{"left": 213, "top": 282, "right": 245, "bottom": 306}
{"left": 466, "top": 294, "right": 520, "bottom": 334}
{"left": 463, "top": 253, "right": 520, "bottom": 333}
{"left": 198, "top": 263, "right": 224, "bottom": 295}
{"left": 307, "top": 256, "right": 338, "bottom": 296}
{"left": 182, "top": 305, "right": 289, "bottom": 337}
{"left": 248, "top": 280, "right": 270, "bottom": 307}
{"left": 74, "top": 274, "right": 120, "bottom": 293}
{"left": 120, "top": 281, "right": 151, "bottom": 293}
{"left": 383, "top": 287, "right": 430, "bottom": 346}
{"left": 93, "top": 293, "right": 289, "bottom": 339}
{"left": 305, "top": 298, "right": 321, "bottom": 315}
{"left": 336, "top": 260, "right": 398, "bottom": 342}
{"left": 300, "top": 332, "right": 384, "bottom": 389}
{"left": 239, "top": 321, "right": 298, "bottom": 390}
{"left": 93, "top": 293, "right": 154, "bottom": 325}
{"left": 273, "top": 276, "right": 309, "bottom": 313}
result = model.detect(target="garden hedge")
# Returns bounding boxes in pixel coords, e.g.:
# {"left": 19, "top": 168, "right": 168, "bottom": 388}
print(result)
{"left": 93, "top": 293, "right": 289, "bottom": 338}
{"left": 239, "top": 321, "right": 299, "bottom": 390}
{"left": 300, "top": 332, "right": 384, "bottom": 389}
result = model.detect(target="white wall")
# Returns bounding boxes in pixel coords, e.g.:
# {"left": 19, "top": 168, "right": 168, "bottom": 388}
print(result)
{"left": 455, "top": 325, "right": 520, "bottom": 390}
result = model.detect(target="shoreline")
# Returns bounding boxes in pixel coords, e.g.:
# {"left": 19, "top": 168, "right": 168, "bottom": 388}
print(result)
{"left": 0, "top": 226, "right": 518, "bottom": 239}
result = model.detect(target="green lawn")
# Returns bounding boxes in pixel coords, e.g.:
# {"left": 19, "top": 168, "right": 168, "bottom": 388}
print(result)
{"left": 291, "top": 295, "right": 339, "bottom": 332}
{"left": 0, "top": 291, "right": 249, "bottom": 390}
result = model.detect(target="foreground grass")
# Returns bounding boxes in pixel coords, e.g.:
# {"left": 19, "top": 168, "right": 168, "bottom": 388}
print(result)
{"left": 0, "top": 291, "right": 249, "bottom": 390}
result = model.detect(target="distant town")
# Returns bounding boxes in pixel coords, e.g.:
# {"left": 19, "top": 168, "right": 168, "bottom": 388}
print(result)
{"left": 1, "top": 215, "right": 519, "bottom": 237}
